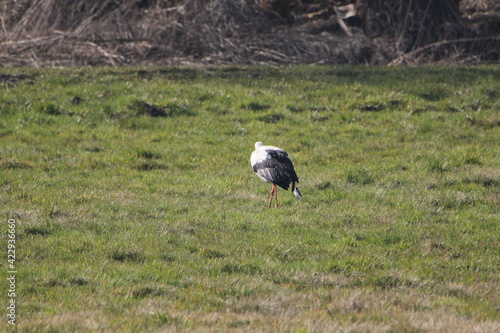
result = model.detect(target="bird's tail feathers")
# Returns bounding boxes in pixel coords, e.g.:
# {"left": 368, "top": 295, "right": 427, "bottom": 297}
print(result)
{"left": 293, "top": 186, "right": 302, "bottom": 199}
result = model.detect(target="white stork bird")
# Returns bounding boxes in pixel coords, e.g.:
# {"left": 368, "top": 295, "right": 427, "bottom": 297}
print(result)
{"left": 250, "top": 142, "right": 302, "bottom": 208}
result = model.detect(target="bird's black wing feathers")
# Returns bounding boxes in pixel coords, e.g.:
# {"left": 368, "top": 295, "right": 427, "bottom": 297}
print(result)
{"left": 252, "top": 149, "right": 299, "bottom": 190}
{"left": 266, "top": 150, "right": 299, "bottom": 180}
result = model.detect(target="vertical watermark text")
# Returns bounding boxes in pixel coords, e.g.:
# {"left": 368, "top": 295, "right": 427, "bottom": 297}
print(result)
{"left": 7, "top": 219, "right": 17, "bottom": 326}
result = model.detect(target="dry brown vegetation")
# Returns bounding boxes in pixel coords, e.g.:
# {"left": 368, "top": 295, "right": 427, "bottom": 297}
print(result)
{"left": 0, "top": 0, "right": 498, "bottom": 66}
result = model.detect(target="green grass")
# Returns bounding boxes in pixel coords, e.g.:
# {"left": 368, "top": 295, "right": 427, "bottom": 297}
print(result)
{"left": 1, "top": 65, "right": 499, "bottom": 332}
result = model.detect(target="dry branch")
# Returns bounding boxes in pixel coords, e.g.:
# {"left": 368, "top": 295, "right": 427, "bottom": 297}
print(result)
{"left": 389, "top": 36, "right": 500, "bottom": 65}
{"left": 0, "top": 0, "right": 498, "bottom": 66}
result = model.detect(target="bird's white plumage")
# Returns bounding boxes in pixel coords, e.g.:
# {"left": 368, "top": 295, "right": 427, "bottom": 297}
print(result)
{"left": 250, "top": 141, "right": 302, "bottom": 207}
{"left": 250, "top": 142, "right": 287, "bottom": 183}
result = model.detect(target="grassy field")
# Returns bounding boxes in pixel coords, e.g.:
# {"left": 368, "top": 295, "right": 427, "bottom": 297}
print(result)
{"left": 1, "top": 65, "right": 499, "bottom": 332}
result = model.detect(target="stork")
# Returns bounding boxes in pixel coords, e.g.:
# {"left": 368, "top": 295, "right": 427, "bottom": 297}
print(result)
{"left": 250, "top": 142, "right": 302, "bottom": 208}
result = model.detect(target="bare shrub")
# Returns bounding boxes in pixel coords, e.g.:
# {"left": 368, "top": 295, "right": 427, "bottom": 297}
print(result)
{"left": 0, "top": 0, "right": 498, "bottom": 66}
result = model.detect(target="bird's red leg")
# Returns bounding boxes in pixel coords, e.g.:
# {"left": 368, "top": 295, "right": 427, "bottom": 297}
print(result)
{"left": 268, "top": 184, "right": 276, "bottom": 208}
{"left": 274, "top": 186, "right": 279, "bottom": 208}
